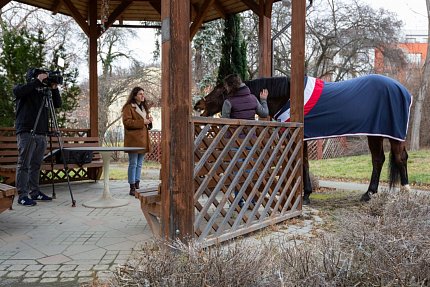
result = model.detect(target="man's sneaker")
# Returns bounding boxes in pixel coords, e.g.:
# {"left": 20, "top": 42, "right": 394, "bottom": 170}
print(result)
{"left": 18, "top": 196, "right": 37, "bottom": 206}
{"left": 30, "top": 191, "right": 52, "bottom": 201}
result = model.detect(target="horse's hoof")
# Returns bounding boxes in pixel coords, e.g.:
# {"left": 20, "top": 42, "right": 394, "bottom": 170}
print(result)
{"left": 400, "top": 184, "right": 411, "bottom": 193}
{"left": 360, "top": 192, "right": 372, "bottom": 202}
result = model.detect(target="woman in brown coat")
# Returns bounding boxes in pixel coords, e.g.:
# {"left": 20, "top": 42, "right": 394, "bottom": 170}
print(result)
{"left": 122, "top": 86, "right": 153, "bottom": 196}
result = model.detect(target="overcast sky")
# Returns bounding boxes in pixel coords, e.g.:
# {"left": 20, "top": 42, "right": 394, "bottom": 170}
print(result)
{"left": 363, "top": 0, "right": 428, "bottom": 32}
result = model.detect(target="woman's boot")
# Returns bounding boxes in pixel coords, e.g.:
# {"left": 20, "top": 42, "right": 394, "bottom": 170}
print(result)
{"left": 129, "top": 183, "right": 136, "bottom": 196}
{"left": 135, "top": 180, "right": 140, "bottom": 189}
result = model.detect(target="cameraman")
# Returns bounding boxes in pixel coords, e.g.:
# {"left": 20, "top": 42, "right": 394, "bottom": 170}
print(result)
{"left": 14, "top": 68, "right": 62, "bottom": 206}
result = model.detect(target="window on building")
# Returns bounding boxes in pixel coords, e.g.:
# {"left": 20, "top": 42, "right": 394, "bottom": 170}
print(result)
{"left": 406, "top": 53, "right": 422, "bottom": 65}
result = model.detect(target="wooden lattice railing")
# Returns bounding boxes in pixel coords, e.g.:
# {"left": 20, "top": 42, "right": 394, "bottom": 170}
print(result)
{"left": 193, "top": 117, "right": 304, "bottom": 245}
{"left": 146, "top": 130, "right": 162, "bottom": 162}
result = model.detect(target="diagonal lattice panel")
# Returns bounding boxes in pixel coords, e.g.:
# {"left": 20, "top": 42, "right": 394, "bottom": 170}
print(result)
{"left": 192, "top": 117, "right": 304, "bottom": 246}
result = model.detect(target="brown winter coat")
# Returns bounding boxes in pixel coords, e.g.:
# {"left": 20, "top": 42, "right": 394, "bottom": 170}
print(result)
{"left": 122, "top": 103, "right": 152, "bottom": 154}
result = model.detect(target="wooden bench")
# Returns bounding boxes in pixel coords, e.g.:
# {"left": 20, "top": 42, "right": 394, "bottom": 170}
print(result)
{"left": 0, "top": 183, "right": 16, "bottom": 214}
{"left": 0, "top": 128, "right": 103, "bottom": 185}
{"left": 135, "top": 186, "right": 162, "bottom": 238}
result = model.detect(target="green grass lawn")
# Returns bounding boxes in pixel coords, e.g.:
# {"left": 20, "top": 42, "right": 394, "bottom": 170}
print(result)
{"left": 109, "top": 149, "right": 430, "bottom": 188}
{"left": 310, "top": 148, "right": 430, "bottom": 188}
{"left": 109, "top": 161, "right": 160, "bottom": 180}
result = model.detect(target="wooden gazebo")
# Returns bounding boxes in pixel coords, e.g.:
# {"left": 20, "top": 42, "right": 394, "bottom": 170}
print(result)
{"left": 0, "top": 0, "right": 306, "bottom": 243}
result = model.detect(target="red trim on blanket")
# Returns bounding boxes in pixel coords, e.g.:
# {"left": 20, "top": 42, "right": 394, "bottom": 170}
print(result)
{"left": 304, "top": 78, "right": 324, "bottom": 116}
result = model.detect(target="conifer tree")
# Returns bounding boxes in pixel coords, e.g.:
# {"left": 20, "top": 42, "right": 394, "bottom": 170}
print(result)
{"left": 0, "top": 23, "right": 44, "bottom": 126}
{"left": 216, "top": 14, "right": 247, "bottom": 84}
{"left": 0, "top": 22, "right": 79, "bottom": 127}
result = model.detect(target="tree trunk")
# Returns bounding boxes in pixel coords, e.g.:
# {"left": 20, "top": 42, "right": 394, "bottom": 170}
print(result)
{"left": 410, "top": 0, "right": 430, "bottom": 150}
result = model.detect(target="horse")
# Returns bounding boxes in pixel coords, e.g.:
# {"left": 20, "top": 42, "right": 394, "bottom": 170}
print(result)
{"left": 194, "top": 75, "right": 413, "bottom": 204}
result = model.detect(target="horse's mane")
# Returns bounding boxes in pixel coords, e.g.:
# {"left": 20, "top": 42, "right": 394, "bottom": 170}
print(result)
{"left": 245, "top": 76, "right": 290, "bottom": 100}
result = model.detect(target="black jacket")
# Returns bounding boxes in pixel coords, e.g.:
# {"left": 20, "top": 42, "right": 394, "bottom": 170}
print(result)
{"left": 14, "top": 80, "right": 62, "bottom": 135}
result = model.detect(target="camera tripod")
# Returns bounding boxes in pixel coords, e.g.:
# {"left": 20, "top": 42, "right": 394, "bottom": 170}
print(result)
{"left": 21, "top": 87, "right": 76, "bottom": 207}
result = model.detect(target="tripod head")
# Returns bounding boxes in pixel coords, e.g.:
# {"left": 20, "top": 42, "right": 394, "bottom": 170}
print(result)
{"left": 36, "top": 86, "right": 53, "bottom": 97}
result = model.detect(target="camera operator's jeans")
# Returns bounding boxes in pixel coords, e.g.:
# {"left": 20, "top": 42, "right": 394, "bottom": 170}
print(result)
{"left": 128, "top": 153, "right": 144, "bottom": 184}
{"left": 16, "top": 132, "right": 47, "bottom": 198}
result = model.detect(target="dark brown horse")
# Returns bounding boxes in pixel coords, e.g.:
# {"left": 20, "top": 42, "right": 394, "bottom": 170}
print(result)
{"left": 194, "top": 75, "right": 412, "bottom": 204}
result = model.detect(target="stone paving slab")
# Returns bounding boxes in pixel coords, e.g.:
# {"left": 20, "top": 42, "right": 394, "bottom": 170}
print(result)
{"left": 0, "top": 179, "right": 159, "bottom": 286}
{"left": 3, "top": 177, "right": 399, "bottom": 286}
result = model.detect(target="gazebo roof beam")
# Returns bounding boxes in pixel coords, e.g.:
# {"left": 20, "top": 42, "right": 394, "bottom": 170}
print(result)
{"left": 62, "top": 0, "right": 89, "bottom": 36}
{"left": 190, "top": 0, "right": 215, "bottom": 40}
{"left": 99, "top": 0, "right": 134, "bottom": 36}
{"left": 213, "top": 0, "right": 227, "bottom": 19}
{"left": 50, "top": 0, "right": 62, "bottom": 15}
{"left": 149, "top": 0, "right": 161, "bottom": 15}
{"left": 241, "top": 0, "right": 259, "bottom": 15}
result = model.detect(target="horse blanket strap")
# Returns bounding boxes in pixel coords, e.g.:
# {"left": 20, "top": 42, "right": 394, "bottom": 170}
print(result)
{"left": 274, "top": 74, "right": 412, "bottom": 141}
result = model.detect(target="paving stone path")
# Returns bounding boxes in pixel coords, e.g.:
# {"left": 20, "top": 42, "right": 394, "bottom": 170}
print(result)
{"left": 3, "top": 174, "right": 368, "bottom": 287}
{"left": 0, "top": 179, "right": 159, "bottom": 286}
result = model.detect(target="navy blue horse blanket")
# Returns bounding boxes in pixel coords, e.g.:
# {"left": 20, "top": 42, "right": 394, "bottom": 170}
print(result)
{"left": 274, "top": 74, "right": 413, "bottom": 141}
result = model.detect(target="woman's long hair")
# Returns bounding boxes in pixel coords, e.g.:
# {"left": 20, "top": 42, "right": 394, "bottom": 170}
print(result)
{"left": 122, "top": 86, "right": 150, "bottom": 114}
{"left": 224, "top": 74, "right": 242, "bottom": 96}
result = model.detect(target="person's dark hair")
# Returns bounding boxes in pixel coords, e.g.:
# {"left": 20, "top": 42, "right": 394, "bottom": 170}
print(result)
{"left": 223, "top": 74, "right": 242, "bottom": 95}
{"left": 122, "top": 86, "right": 150, "bottom": 114}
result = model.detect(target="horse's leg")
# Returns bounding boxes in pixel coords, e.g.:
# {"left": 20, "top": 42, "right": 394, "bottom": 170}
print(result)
{"left": 302, "top": 141, "right": 313, "bottom": 205}
{"left": 361, "top": 136, "right": 385, "bottom": 202}
{"left": 389, "top": 139, "right": 410, "bottom": 192}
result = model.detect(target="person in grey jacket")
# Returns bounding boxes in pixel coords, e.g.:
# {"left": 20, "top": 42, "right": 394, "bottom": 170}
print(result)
{"left": 14, "top": 68, "right": 62, "bottom": 206}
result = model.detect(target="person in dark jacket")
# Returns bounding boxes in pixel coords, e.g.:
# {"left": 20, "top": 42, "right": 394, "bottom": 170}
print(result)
{"left": 14, "top": 68, "right": 62, "bottom": 206}
{"left": 122, "top": 86, "right": 153, "bottom": 196}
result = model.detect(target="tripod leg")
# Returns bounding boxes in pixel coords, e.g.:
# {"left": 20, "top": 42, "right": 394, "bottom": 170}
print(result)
{"left": 57, "top": 147, "right": 76, "bottom": 207}
{"left": 46, "top": 93, "right": 76, "bottom": 207}
{"left": 48, "top": 133, "right": 56, "bottom": 199}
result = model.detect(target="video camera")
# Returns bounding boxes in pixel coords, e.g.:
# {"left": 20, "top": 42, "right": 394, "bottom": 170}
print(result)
{"left": 26, "top": 68, "right": 64, "bottom": 86}
{"left": 44, "top": 70, "right": 64, "bottom": 85}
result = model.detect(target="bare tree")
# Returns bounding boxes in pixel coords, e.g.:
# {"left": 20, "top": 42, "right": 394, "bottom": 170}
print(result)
{"left": 97, "top": 28, "right": 137, "bottom": 140}
{"left": 77, "top": 64, "right": 161, "bottom": 142}
{"left": 409, "top": 0, "right": 430, "bottom": 150}
{"left": 305, "top": 0, "right": 404, "bottom": 80}
{"left": 267, "top": 0, "right": 405, "bottom": 80}
{"left": 1, "top": 2, "right": 83, "bottom": 68}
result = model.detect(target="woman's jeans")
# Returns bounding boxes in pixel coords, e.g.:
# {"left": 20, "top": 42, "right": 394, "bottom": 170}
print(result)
{"left": 128, "top": 153, "right": 144, "bottom": 184}
{"left": 16, "top": 132, "right": 47, "bottom": 198}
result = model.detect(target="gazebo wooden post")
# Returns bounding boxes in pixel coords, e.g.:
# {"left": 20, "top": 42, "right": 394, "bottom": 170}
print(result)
{"left": 160, "top": 0, "right": 194, "bottom": 241}
{"left": 88, "top": 2, "right": 99, "bottom": 138}
{"left": 258, "top": 0, "right": 273, "bottom": 77}
{"left": 290, "top": 0, "right": 306, "bottom": 206}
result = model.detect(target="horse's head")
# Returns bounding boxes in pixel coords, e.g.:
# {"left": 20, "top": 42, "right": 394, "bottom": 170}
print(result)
{"left": 193, "top": 83, "right": 227, "bottom": 117}
{"left": 193, "top": 98, "right": 207, "bottom": 116}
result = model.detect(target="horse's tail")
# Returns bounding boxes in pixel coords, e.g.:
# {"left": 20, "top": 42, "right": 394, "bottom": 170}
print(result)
{"left": 388, "top": 151, "right": 400, "bottom": 190}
